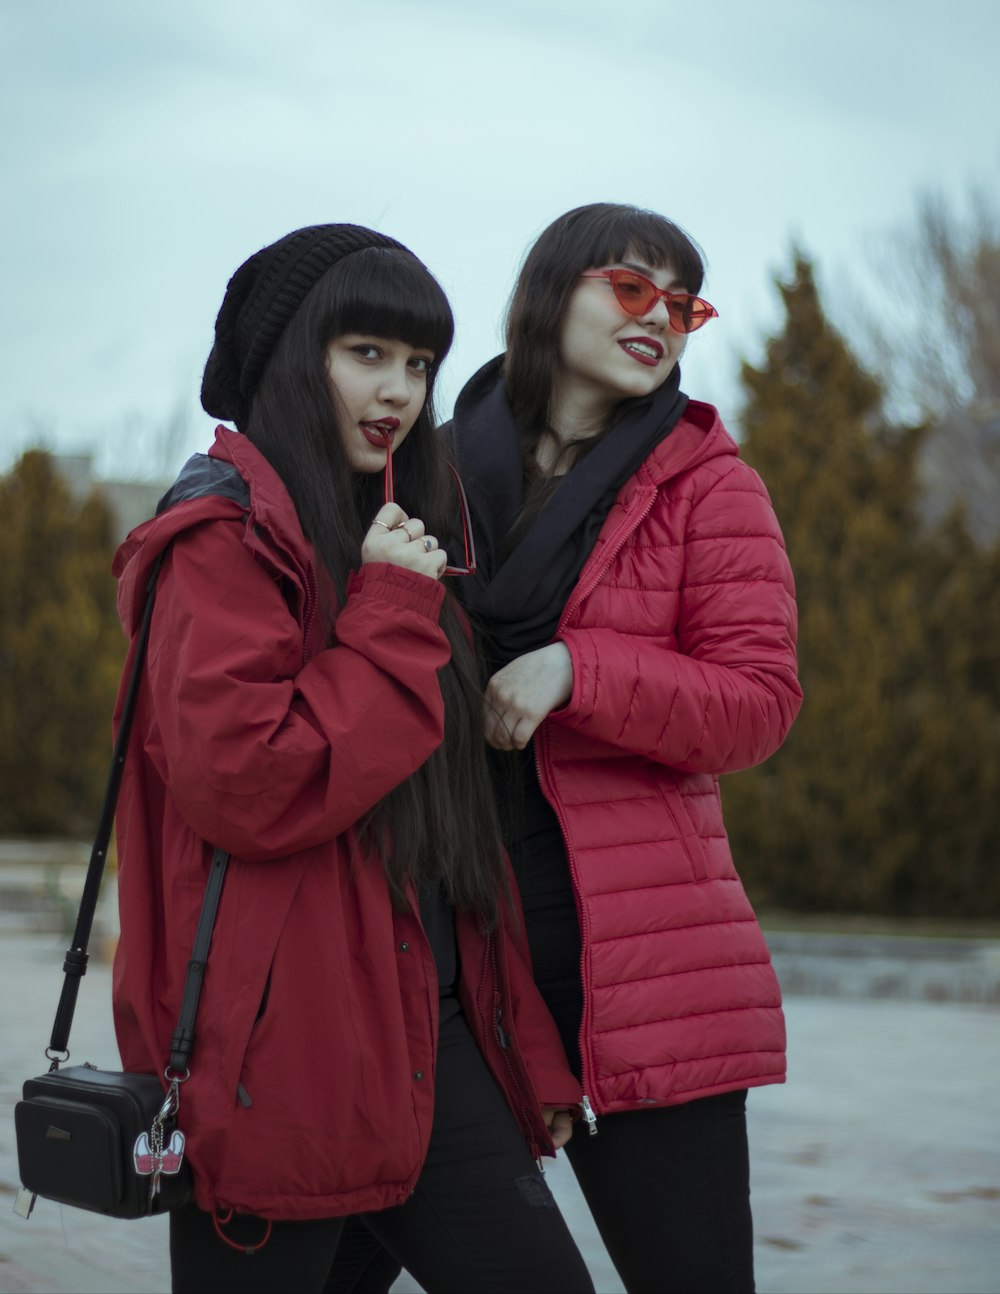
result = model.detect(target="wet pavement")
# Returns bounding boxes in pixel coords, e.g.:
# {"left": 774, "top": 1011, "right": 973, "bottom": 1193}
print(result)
{"left": 1, "top": 894, "right": 998, "bottom": 1292}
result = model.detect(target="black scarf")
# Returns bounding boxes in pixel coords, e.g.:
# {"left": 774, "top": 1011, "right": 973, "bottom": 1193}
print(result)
{"left": 450, "top": 356, "right": 688, "bottom": 668}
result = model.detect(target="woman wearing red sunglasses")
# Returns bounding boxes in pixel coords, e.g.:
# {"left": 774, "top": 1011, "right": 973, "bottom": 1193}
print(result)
{"left": 447, "top": 203, "right": 802, "bottom": 1293}
{"left": 111, "top": 223, "right": 595, "bottom": 1293}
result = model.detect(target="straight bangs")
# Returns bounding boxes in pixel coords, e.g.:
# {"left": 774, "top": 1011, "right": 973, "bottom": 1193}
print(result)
{"left": 313, "top": 246, "right": 454, "bottom": 369}
{"left": 530, "top": 203, "right": 706, "bottom": 295}
{"left": 582, "top": 207, "right": 706, "bottom": 294}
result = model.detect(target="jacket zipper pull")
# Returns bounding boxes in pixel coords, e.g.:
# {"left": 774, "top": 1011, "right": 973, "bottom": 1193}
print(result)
{"left": 494, "top": 998, "right": 511, "bottom": 1050}
{"left": 580, "top": 1095, "right": 598, "bottom": 1136}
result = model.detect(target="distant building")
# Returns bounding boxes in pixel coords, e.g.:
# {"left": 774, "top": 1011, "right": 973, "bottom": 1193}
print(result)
{"left": 53, "top": 454, "right": 168, "bottom": 544}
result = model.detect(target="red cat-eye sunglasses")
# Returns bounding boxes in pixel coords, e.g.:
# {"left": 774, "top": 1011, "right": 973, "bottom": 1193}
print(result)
{"left": 580, "top": 268, "right": 718, "bottom": 334}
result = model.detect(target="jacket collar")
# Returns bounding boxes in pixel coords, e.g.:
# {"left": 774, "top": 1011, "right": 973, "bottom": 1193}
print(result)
{"left": 113, "top": 426, "right": 314, "bottom": 636}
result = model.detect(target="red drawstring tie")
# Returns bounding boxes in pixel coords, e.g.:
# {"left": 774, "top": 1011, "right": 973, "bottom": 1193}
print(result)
{"left": 212, "top": 1206, "right": 273, "bottom": 1254}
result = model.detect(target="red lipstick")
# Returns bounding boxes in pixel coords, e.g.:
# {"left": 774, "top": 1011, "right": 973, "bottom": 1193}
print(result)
{"left": 361, "top": 417, "right": 400, "bottom": 448}
{"left": 619, "top": 336, "right": 664, "bottom": 367}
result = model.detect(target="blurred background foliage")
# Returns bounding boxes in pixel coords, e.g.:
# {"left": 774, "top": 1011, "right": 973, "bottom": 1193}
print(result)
{"left": 0, "top": 452, "right": 122, "bottom": 836}
{"left": 729, "top": 189, "right": 1000, "bottom": 918}
{"left": 1, "top": 188, "right": 998, "bottom": 917}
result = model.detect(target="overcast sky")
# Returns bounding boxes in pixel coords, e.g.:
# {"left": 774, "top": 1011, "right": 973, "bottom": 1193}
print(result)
{"left": 2, "top": 0, "right": 998, "bottom": 480}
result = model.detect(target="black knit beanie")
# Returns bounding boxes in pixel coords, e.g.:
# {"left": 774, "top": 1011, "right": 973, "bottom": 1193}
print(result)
{"left": 201, "top": 223, "right": 409, "bottom": 426}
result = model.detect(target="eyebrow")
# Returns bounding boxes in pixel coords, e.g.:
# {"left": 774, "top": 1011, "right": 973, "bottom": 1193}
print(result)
{"left": 619, "top": 260, "right": 687, "bottom": 291}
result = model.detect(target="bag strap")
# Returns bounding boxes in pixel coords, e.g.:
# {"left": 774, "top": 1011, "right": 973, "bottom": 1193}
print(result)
{"left": 167, "top": 845, "right": 229, "bottom": 1075}
{"left": 47, "top": 551, "right": 230, "bottom": 1077}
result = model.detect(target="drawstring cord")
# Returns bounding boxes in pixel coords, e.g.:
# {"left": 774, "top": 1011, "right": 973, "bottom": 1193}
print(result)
{"left": 212, "top": 1207, "right": 273, "bottom": 1254}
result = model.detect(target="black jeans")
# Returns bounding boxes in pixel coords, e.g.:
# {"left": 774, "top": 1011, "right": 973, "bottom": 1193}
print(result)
{"left": 564, "top": 1088, "right": 754, "bottom": 1294}
{"left": 329, "top": 874, "right": 757, "bottom": 1294}
{"left": 330, "top": 1087, "right": 754, "bottom": 1294}
{"left": 169, "top": 996, "right": 593, "bottom": 1294}
{"left": 528, "top": 881, "right": 756, "bottom": 1293}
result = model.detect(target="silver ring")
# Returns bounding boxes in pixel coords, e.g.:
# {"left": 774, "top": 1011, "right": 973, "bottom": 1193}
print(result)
{"left": 423, "top": 537, "right": 435, "bottom": 552}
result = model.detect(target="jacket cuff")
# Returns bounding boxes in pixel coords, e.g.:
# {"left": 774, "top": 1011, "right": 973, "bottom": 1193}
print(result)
{"left": 347, "top": 563, "right": 446, "bottom": 621}
{"left": 548, "top": 631, "right": 590, "bottom": 724}
{"left": 524, "top": 1062, "right": 583, "bottom": 1113}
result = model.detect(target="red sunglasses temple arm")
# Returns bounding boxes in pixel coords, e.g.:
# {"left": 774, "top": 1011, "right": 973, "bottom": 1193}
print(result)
{"left": 444, "top": 463, "right": 476, "bottom": 576}
{"left": 383, "top": 439, "right": 394, "bottom": 505}
{"left": 382, "top": 450, "right": 476, "bottom": 576}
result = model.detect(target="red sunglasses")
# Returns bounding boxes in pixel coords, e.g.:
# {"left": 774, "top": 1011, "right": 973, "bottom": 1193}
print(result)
{"left": 580, "top": 269, "right": 718, "bottom": 333}
{"left": 381, "top": 435, "right": 476, "bottom": 576}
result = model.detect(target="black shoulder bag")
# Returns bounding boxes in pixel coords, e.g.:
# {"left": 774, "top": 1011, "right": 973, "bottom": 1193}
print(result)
{"left": 14, "top": 553, "right": 230, "bottom": 1221}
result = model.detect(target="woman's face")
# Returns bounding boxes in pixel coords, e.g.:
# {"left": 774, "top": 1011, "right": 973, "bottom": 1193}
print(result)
{"left": 555, "top": 253, "right": 688, "bottom": 420}
{"left": 325, "top": 334, "right": 434, "bottom": 472}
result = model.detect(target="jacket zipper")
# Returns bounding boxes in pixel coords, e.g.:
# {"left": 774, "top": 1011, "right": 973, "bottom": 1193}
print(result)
{"left": 533, "top": 734, "right": 597, "bottom": 1135}
{"left": 486, "top": 934, "right": 545, "bottom": 1155}
{"left": 558, "top": 487, "right": 658, "bottom": 630}
{"left": 533, "top": 483, "right": 659, "bottom": 1126}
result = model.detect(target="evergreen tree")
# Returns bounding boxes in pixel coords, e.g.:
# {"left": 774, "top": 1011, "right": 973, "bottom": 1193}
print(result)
{"left": 0, "top": 452, "right": 123, "bottom": 834}
{"left": 726, "top": 255, "right": 934, "bottom": 913}
{"left": 891, "top": 511, "right": 1000, "bottom": 916}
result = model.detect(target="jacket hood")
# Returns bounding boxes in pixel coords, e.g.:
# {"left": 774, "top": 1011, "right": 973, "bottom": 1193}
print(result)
{"left": 637, "top": 397, "right": 739, "bottom": 487}
{"left": 113, "top": 425, "right": 309, "bottom": 635}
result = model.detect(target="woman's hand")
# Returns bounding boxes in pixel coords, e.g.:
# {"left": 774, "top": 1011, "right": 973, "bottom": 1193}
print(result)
{"left": 362, "top": 504, "right": 448, "bottom": 581}
{"left": 484, "top": 643, "right": 573, "bottom": 750}
{"left": 541, "top": 1106, "right": 574, "bottom": 1150}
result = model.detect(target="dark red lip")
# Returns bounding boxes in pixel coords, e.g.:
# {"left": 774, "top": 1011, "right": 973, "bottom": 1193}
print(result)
{"left": 361, "top": 418, "right": 400, "bottom": 448}
{"left": 619, "top": 336, "right": 663, "bottom": 366}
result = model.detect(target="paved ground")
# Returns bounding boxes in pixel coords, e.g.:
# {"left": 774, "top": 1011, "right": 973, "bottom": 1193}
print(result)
{"left": 1, "top": 925, "right": 998, "bottom": 1293}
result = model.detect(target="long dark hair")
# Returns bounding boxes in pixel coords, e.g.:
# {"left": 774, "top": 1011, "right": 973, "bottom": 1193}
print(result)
{"left": 245, "top": 246, "right": 508, "bottom": 923}
{"left": 505, "top": 202, "right": 706, "bottom": 449}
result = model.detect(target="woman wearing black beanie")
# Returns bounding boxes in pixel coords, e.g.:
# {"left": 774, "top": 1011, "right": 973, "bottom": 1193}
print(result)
{"left": 111, "top": 223, "right": 594, "bottom": 1293}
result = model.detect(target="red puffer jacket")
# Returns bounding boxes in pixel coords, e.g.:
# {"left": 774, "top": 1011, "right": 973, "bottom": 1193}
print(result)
{"left": 111, "top": 427, "right": 581, "bottom": 1222}
{"left": 537, "top": 401, "right": 802, "bottom": 1115}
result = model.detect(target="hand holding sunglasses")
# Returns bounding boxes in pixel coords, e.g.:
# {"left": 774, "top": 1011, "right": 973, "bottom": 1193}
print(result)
{"left": 377, "top": 431, "right": 477, "bottom": 577}
{"left": 580, "top": 268, "right": 718, "bottom": 334}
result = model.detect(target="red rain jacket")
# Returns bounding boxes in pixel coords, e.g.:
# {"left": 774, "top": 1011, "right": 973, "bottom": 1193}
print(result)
{"left": 537, "top": 401, "right": 802, "bottom": 1114}
{"left": 111, "top": 427, "right": 581, "bottom": 1222}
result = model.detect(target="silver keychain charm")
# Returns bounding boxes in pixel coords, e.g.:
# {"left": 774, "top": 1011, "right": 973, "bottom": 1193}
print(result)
{"left": 133, "top": 1082, "right": 186, "bottom": 1212}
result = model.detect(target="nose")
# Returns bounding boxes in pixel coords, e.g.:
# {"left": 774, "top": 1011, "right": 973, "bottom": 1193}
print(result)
{"left": 378, "top": 360, "right": 413, "bottom": 407}
{"left": 638, "top": 293, "right": 671, "bottom": 330}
